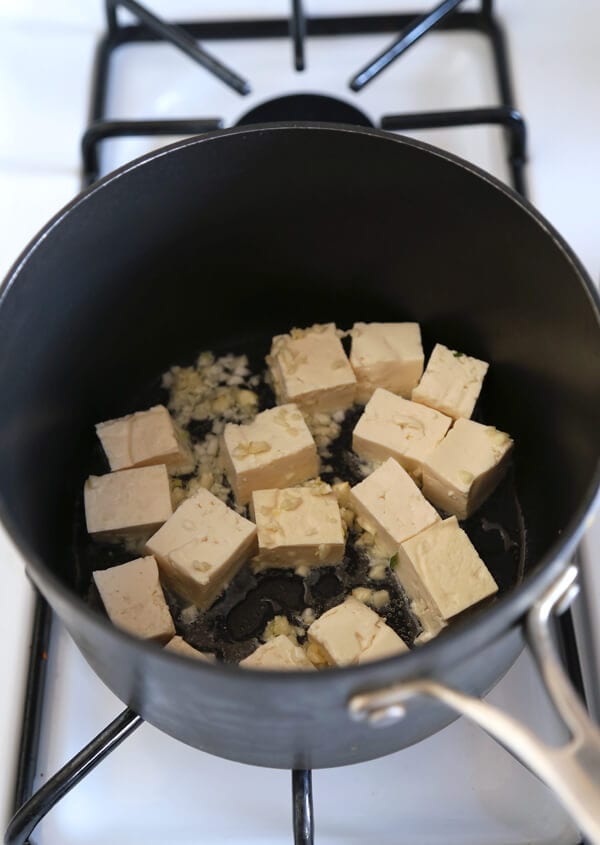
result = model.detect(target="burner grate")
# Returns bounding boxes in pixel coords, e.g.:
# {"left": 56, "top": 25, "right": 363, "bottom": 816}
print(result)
{"left": 83, "top": 2, "right": 527, "bottom": 189}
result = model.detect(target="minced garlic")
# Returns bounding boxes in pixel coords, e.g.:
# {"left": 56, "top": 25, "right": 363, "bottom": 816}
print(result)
{"left": 304, "top": 640, "right": 330, "bottom": 668}
{"left": 372, "top": 590, "right": 390, "bottom": 609}
{"left": 162, "top": 352, "right": 257, "bottom": 428}
{"left": 304, "top": 409, "right": 343, "bottom": 460}
{"left": 300, "top": 607, "right": 316, "bottom": 626}
{"left": 161, "top": 351, "right": 262, "bottom": 508}
{"left": 262, "top": 615, "right": 304, "bottom": 644}
{"left": 352, "top": 587, "right": 373, "bottom": 605}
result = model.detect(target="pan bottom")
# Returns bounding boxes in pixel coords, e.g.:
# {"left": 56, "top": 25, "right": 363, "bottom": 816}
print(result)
{"left": 73, "top": 330, "right": 526, "bottom": 663}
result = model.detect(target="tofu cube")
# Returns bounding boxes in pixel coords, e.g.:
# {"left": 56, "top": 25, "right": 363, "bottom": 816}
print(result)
{"left": 268, "top": 323, "right": 356, "bottom": 413}
{"left": 251, "top": 485, "right": 345, "bottom": 570}
{"left": 239, "top": 635, "right": 316, "bottom": 670}
{"left": 164, "top": 636, "right": 215, "bottom": 662}
{"left": 396, "top": 516, "right": 498, "bottom": 625}
{"left": 93, "top": 556, "right": 175, "bottom": 643}
{"left": 352, "top": 388, "right": 452, "bottom": 478}
{"left": 412, "top": 343, "right": 489, "bottom": 420}
{"left": 308, "top": 597, "right": 408, "bottom": 667}
{"left": 349, "top": 458, "right": 440, "bottom": 555}
{"left": 146, "top": 488, "right": 257, "bottom": 609}
{"left": 360, "top": 623, "right": 409, "bottom": 663}
{"left": 350, "top": 322, "right": 424, "bottom": 404}
{"left": 222, "top": 404, "right": 319, "bottom": 505}
{"left": 84, "top": 465, "right": 172, "bottom": 541}
{"left": 422, "top": 418, "right": 514, "bottom": 519}
{"left": 96, "top": 404, "right": 190, "bottom": 471}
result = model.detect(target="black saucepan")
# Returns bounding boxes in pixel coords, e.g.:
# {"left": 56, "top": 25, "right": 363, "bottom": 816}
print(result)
{"left": 1, "top": 125, "right": 599, "bottom": 837}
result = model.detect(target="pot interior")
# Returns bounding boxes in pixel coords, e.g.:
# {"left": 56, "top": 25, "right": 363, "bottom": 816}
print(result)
{"left": 0, "top": 125, "right": 598, "bottom": 641}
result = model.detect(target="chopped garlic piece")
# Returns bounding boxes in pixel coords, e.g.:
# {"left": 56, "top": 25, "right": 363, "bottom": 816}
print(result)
{"left": 352, "top": 587, "right": 374, "bottom": 604}
{"left": 263, "top": 615, "right": 297, "bottom": 643}
{"left": 372, "top": 590, "right": 390, "bottom": 609}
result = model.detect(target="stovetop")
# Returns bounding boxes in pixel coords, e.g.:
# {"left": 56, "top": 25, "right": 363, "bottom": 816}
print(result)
{"left": 31, "top": 624, "right": 578, "bottom": 844}
{"left": 1, "top": 1, "right": 599, "bottom": 843}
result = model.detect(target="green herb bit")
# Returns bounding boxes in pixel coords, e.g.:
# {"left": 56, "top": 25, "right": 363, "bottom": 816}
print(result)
{"left": 452, "top": 350, "right": 465, "bottom": 358}
{"left": 389, "top": 552, "right": 398, "bottom": 570}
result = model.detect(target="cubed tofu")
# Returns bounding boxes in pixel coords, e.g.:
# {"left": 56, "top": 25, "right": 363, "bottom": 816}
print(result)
{"left": 412, "top": 343, "right": 489, "bottom": 420}
{"left": 84, "top": 465, "right": 172, "bottom": 541}
{"left": 352, "top": 388, "right": 451, "bottom": 479}
{"left": 93, "top": 556, "right": 175, "bottom": 643}
{"left": 96, "top": 405, "right": 190, "bottom": 471}
{"left": 222, "top": 404, "right": 319, "bottom": 505}
{"left": 239, "top": 635, "right": 316, "bottom": 670}
{"left": 268, "top": 323, "right": 356, "bottom": 413}
{"left": 251, "top": 485, "right": 345, "bottom": 569}
{"left": 396, "top": 516, "right": 498, "bottom": 626}
{"left": 349, "top": 458, "right": 440, "bottom": 555}
{"left": 350, "top": 322, "right": 424, "bottom": 403}
{"left": 146, "top": 488, "right": 257, "bottom": 609}
{"left": 359, "top": 622, "right": 408, "bottom": 663}
{"left": 422, "top": 418, "right": 514, "bottom": 519}
{"left": 308, "top": 597, "right": 408, "bottom": 667}
{"left": 164, "top": 636, "right": 215, "bottom": 662}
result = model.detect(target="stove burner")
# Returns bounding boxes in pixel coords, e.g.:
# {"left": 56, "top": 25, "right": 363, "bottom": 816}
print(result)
{"left": 236, "top": 94, "right": 373, "bottom": 127}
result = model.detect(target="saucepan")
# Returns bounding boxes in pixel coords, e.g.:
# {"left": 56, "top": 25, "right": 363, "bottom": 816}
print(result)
{"left": 0, "top": 125, "right": 599, "bottom": 840}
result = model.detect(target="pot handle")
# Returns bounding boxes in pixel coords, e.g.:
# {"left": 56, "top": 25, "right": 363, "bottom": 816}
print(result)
{"left": 349, "top": 565, "right": 600, "bottom": 844}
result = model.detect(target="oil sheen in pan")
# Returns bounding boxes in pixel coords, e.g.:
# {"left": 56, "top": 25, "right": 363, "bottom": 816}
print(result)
{"left": 74, "top": 333, "right": 526, "bottom": 664}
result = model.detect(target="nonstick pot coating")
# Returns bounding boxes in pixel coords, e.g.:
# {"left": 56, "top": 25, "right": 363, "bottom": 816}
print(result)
{"left": 0, "top": 125, "right": 598, "bottom": 768}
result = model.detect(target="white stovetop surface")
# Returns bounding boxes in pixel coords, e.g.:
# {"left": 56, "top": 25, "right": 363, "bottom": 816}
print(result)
{"left": 0, "top": 1, "right": 599, "bottom": 842}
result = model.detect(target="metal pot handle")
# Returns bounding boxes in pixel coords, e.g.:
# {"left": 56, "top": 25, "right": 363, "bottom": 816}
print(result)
{"left": 349, "top": 566, "right": 600, "bottom": 844}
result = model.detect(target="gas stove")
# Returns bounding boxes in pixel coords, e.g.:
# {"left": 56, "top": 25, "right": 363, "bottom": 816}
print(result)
{"left": 1, "top": 2, "right": 599, "bottom": 843}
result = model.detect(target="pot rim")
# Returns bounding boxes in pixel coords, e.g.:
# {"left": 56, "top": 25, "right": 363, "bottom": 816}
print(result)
{"left": 2, "top": 122, "right": 599, "bottom": 685}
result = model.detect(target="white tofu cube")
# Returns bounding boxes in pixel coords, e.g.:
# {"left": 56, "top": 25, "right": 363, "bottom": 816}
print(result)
{"left": 350, "top": 322, "right": 424, "bottom": 403}
{"left": 93, "top": 556, "right": 175, "bottom": 643}
{"left": 349, "top": 458, "right": 440, "bottom": 554}
{"left": 84, "top": 465, "right": 172, "bottom": 541}
{"left": 251, "top": 485, "right": 345, "bottom": 570}
{"left": 164, "top": 636, "right": 215, "bottom": 662}
{"left": 239, "top": 635, "right": 316, "bottom": 670}
{"left": 268, "top": 323, "right": 356, "bottom": 413}
{"left": 352, "top": 388, "right": 452, "bottom": 478}
{"left": 146, "top": 488, "right": 257, "bottom": 609}
{"left": 308, "top": 597, "right": 408, "bottom": 667}
{"left": 396, "top": 516, "right": 498, "bottom": 625}
{"left": 422, "top": 418, "right": 514, "bottom": 519}
{"left": 359, "top": 622, "right": 408, "bottom": 663}
{"left": 222, "top": 404, "right": 319, "bottom": 505}
{"left": 412, "top": 343, "right": 489, "bottom": 419}
{"left": 96, "top": 405, "right": 190, "bottom": 471}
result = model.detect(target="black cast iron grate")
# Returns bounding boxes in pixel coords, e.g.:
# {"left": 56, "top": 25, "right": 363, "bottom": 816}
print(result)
{"left": 81, "top": 0, "right": 528, "bottom": 190}
{"left": 4, "top": 2, "right": 587, "bottom": 844}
